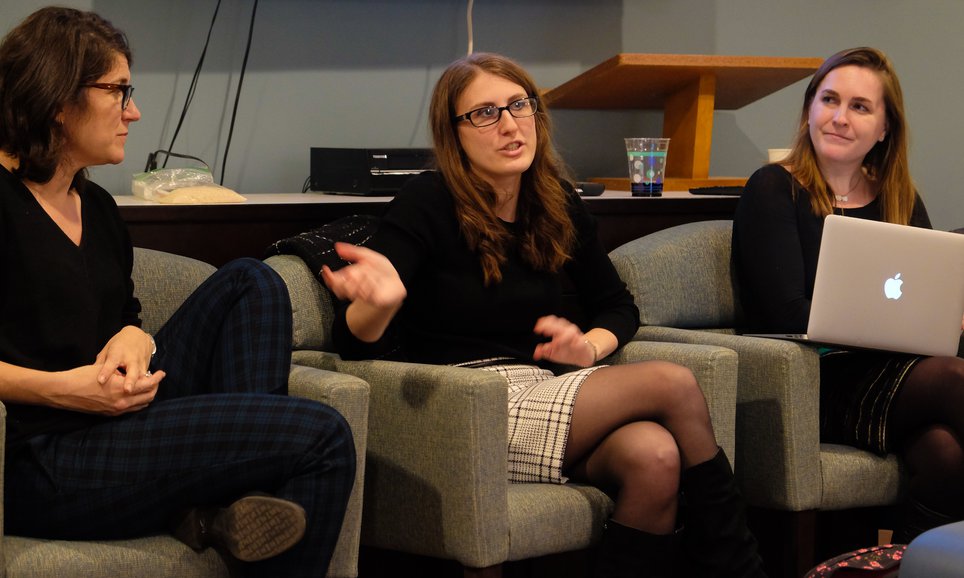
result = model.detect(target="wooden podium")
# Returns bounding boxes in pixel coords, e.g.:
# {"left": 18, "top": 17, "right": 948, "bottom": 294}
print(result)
{"left": 543, "top": 53, "right": 823, "bottom": 190}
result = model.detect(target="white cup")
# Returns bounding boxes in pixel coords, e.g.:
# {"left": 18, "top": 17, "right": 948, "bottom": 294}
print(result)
{"left": 768, "top": 148, "right": 791, "bottom": 163}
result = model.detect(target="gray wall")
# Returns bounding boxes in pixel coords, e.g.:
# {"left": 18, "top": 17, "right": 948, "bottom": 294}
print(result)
{"left": 2, "top": 0, "right": 962, "bottom": 229}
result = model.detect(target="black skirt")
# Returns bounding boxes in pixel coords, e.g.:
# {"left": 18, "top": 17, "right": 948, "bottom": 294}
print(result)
{"left": 819, "top": 349, "right": 923, "bottom": 456}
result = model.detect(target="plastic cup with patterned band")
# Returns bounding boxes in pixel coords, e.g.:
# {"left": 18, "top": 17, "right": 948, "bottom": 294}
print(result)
{"left": 625, "top": 137, "right": 670, "bottom": 197}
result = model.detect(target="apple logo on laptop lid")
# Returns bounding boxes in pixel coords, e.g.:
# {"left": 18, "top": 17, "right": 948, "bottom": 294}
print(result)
{"left": 884, "top": 273, "right": 903, "bottom": 300}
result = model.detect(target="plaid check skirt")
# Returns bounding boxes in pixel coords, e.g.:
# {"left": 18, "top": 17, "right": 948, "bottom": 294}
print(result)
{"left": 461, "top": 360, "right": 602, "bottom": 484}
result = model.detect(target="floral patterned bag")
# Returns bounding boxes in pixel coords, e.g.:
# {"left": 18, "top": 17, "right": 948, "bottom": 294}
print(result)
{"left": 804, "top": 544, "right": 906, "bottom": 577}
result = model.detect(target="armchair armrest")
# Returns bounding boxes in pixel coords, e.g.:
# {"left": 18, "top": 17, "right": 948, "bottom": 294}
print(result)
{"left": 634, "top": 326, "right": 822, "bottom": 511}
{"left": 287, "top": 364, "right": 369, "bottom": 578}
{"left": 606, "top": 340, "right": 738, "bottom": 466}
{"left": 292, "top": 350, "right": 512, "bottom": 569}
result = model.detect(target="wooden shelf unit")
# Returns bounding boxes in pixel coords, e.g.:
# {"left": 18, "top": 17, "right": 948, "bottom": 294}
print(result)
{"left": 543, "top": 53, "right": 823, "bottom": 188}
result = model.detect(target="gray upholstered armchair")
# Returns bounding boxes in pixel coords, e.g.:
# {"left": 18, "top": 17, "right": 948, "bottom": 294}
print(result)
{"left": 265, "top": 252, "right": 740, "bottom": 578}
{"left": 0, "top": 248, "right": 369, "bottom": 578}
{"left": 608, "top": 220, "right": 905, "bottom": 577}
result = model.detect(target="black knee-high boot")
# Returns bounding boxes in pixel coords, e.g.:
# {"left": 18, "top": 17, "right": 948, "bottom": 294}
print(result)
{"left": 592, "top": 519, "right": 679, "bottom": 578}
{"left": 893, "top": 497, "right": 956, "bottom": 544}
{"left": 679, "top": 448, "right": 767, "bottom": 578}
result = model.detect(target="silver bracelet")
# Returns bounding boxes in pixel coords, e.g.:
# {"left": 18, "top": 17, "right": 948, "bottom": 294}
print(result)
{"left": 584, "top": 338, "right": 598, "bottom": 365}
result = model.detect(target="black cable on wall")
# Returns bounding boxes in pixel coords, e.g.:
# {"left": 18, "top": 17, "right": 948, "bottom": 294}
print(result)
{"left": 162, "top": 0, "right": 222, "bottom": 169}
{"left": 220, "top": 0, "right": 259, "bottom": 185}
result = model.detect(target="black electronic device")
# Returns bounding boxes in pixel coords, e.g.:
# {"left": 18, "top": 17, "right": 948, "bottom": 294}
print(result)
{"left": 310, "top": 147, "right": 434, "bottom": 195}
{"left": 575, "top": 182, "right": 605, "bottom": 196}
{"left": 688, "top": 186, "right": 744, "bottom": 196}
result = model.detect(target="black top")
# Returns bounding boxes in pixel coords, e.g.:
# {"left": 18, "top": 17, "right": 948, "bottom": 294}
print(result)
{"left": 0, "top": 165, "right": 140, "bottom": 449}
{"left": 332, "top": 171, "right": 640, "bottom": 365}
{"left": 732, "top": 163, "right": 932, "bottom": 334}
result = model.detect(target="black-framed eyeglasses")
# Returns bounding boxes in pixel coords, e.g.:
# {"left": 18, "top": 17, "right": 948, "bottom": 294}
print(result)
{"left": 83, "top": 83, "right": 135, "bottom": 110}
{"left": 453, "top": 96, "right": 538, "bottom": 128}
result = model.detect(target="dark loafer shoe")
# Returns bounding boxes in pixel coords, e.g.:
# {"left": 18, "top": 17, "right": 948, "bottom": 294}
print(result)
{"left": 172, "top": 494, "right": 307, "bottom": 562}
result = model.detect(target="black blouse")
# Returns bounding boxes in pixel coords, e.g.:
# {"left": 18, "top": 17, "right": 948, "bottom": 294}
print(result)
{"left": 333, "top": 171, "right": 640, "bottom": 366}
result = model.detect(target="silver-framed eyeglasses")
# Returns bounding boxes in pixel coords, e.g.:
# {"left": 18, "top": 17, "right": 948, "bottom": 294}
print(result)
{"left": 453, "top": 96, "right": 538, "bottom": 128}
{"left": 84, "top": 83, "right": 135, "bottom": 110}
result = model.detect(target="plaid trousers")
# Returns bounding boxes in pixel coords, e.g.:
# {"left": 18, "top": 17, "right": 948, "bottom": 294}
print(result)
{"left": 5, "top": 258, "right": 355, "bottom": 578}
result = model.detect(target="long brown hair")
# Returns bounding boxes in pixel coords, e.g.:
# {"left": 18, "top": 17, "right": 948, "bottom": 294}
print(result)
{"left": 782, "top": 46, "right": 916, "bottom": 224}
{"left": 0, "top": 7, "right": 132, "bottom": 188}
{"left": 429, "top": 52, "right": 575, "bottom": 285}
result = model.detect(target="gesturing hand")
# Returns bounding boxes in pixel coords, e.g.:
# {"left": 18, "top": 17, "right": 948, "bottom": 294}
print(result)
{"left": 532, "top": 315, "right": 596, "bottom": 368}
{"left": 321, "top": 242, "right": 407, "bottom": 309}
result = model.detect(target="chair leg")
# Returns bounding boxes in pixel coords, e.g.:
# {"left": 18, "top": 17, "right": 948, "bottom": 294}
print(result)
{"left": 790, "top": 510, "right": 818, "bottom": 577}
{"left": 463, "top": 563, "right": 502, "bottom": 578}
{"left": 747, "top": 507, "right": 817, "bottom": 578}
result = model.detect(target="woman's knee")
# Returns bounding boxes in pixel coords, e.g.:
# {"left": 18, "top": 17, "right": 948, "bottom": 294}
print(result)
{"left": 904, "top": 425, "right": 964, "bottom": 475}
{"left": 277, "top": 398, "right": 357, "bottom": 488}
{"left": 946, "top": 356, "right": 964, "bottom": 384}
{"left": 604, "top": 360, "right": 699, "bottom": 395}
{"left": 293, "top": 398, "right": 354, "bottom": 448}
{"left": 894, "top": 356, "right": 964, "bottom": 436}
{"left": 218, "top": 258, "right": 286, "bottom": 291}
{"left": 251, "top": 396, "right": 355, "bottom": 462}
{"left": 924, "top": 356, "right": 964, "bottom": 387}
{"left": 220, "top": 256, "right": 271, "bottom": 275}
{"left": 610, "top": 423, "right": 681, "bottom": 490}
{"left": 643, "top": 361, "right": 707, "bottom": 413}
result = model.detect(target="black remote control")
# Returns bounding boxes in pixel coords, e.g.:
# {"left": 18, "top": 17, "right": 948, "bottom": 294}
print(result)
{"left": 576, "top": 182, "right": 605, "bottom": 196}
{"left": 689, "top": 186, "right": 743, "bottom": 196}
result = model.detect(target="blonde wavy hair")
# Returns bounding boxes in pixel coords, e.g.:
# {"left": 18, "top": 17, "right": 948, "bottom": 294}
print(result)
{"left": 429, "top": 52, "right": 575, "bottom": 285}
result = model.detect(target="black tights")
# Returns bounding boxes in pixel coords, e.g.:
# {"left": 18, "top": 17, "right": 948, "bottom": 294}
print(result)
{"left": 890, "top": 355, "right": 964, "bottom": 516}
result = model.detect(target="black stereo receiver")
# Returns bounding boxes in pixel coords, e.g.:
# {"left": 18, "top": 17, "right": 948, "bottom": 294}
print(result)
{"left": 309, "top": 147, "right": 434, "bottom": 196}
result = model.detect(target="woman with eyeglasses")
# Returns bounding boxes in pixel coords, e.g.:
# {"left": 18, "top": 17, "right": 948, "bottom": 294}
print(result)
{"left": 323, "top": 52, "right": 766, "bottom": 578}
{"left": 0, "top": 7, "right": 355, "bottom": 576}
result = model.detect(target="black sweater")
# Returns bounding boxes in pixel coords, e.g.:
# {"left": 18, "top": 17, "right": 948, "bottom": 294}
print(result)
{"left": 333, "top": 171, "right": 640, "bottom": 365}
{"left": 732, "top": 163, "right": 931, "bottom": 334}
{"left": 0, "top": 165, "right": 139, "bottom": 449}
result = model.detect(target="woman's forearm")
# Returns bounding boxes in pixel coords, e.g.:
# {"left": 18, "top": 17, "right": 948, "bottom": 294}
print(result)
{"left": 344, "top": 300, "right": 402, "bottom": 343}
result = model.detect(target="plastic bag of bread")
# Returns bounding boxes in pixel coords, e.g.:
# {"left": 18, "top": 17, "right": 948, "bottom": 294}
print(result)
{"left": 131, "top": 168, "right": 246, "bottom": 204}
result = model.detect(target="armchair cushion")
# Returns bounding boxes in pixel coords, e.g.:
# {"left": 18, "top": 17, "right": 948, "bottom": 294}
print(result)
{"left": 611, "top": 220, "right": 738, "bottom": 329}
{"left": 3, "top": 534, "right": 227, "bottom": 578}
{"left": 131, "top": 247, "right": 217, "bottom": 334}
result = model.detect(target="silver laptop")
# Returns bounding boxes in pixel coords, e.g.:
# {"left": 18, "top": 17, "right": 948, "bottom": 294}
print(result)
{"left": 746, "top": 214, "right": 964, "bottom": 356}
